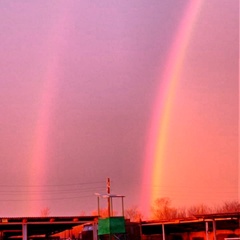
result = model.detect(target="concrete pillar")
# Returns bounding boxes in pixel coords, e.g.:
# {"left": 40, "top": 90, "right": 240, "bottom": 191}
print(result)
{"left": 205, "top": 221, "right": 209, "bottom": 240}
{"left": 22, "top": 223, "right": 27, "bottom": 240}
{"left": 93, "top": 222, "right": 98, "bottom": 240}
{"left": 162, "top": 224, "right": 165, "bottom": 240}
{"left": 212, "top": 219, "right": 217, "bottom": 240}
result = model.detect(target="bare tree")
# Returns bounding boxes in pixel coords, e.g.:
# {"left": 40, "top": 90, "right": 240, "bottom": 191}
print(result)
{"left": 40, "top": 207, "right": 50, "bottom": 217}
{"left": 176, "top": 207, "right": 187, "bottom": 219}
{"left": 216, "top": 200, "right": 240, "bottom": 213}
{"left": 151, "top": 197, "right": 182, "bottom": 220}
{"left": 125, "top": 205, "right": 143, "bottom": 222}
{"left": 187, "top": 203, "right": 211, "bottom": 217}
{"left": 150, "top": 198, "right": 240, "bottom": 220}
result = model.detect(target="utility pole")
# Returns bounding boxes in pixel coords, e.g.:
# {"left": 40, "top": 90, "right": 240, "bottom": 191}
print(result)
{"left": 107, "top": 178, "right": 111, "bottom": 217}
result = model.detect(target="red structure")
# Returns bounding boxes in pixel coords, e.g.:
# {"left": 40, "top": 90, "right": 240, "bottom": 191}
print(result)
{"left": 141, "top": 213, "right": 240, "bottom": 240}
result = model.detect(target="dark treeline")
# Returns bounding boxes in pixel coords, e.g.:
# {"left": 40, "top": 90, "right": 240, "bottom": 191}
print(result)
{"left": 40, "top": 198, "right": 240, "bottom": 222}
{"left": 150, "top": 197, "right": 240, "bottom": 220}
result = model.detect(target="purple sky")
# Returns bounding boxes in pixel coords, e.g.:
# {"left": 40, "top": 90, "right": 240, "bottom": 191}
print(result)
{"left": 0, "top": 0, "right": 238, "bottom": 218}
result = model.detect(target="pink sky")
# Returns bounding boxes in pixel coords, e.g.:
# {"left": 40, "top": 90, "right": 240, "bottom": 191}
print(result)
{"left": 0, "top": 0, "right": 238, "bottom": 218}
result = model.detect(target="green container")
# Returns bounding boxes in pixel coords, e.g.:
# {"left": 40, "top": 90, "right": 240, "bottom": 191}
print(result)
{"left": 98, "top": 217, "right": 125, "bottom": 235}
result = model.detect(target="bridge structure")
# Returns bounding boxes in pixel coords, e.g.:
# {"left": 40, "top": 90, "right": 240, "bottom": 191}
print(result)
{"left": 0, "top": 215, "right": 97, "bottom": 240}
{"left": 141, "top": 212, "right": 240, "bottom": 240}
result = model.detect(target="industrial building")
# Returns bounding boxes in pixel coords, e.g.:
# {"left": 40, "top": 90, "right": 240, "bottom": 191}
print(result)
{"left": 0, "top": 212, "right": 239, "bottom": 240}
{"left": 142, "top": 212, "right": 240, "bottom": 240}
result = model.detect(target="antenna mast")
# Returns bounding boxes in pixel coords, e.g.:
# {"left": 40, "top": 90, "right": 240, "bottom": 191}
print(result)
{"left": 107, "top": 177, "right": 111, "bottom": 217}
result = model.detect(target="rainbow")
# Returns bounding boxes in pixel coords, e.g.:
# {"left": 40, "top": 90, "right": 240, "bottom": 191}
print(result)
{"left": 27, "top": 4, "right": 72, "bottom": 215}
{"left": 141, "top": 0, "right": 203, "bottom": 216}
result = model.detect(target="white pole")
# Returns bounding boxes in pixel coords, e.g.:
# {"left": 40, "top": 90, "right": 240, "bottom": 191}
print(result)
{"left": 205, "top": 222, "right": 209, "bottom": 240}
{"left": 162, "top": 224, "right": 165, "bottom": 240}
{"left": 212, "top": 219, "right": 217, "bottom": 240}
{"left": 93, "top": 221, "right": 98, "bottom": 240}
{"left": 22, "top": 223, "right": 27, "bottom": 240}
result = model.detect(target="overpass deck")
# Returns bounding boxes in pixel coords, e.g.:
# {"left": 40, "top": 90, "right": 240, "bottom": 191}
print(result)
{"left": 0, "top": 216, "right": 97, "bottom": 239}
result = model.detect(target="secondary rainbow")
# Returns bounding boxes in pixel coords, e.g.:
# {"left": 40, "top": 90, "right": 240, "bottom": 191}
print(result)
{"left": 28, "top": 5, "right": 72, "bottom": 215}
{"left": 141, "top": 0, "right": 203, "bottom": 216}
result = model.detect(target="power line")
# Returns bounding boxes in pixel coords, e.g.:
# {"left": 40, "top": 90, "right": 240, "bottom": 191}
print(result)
{"left": 0, "top": 181, "right": 105, "bottom": 188}
{"left": 0, "top": 180, "right": 106, "bottom": 202}
{"left": 0, "top": 187, "right": 106, "bottom": 195}
{"left": 0, "top": 195, "right": 95, "bottom": 202}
